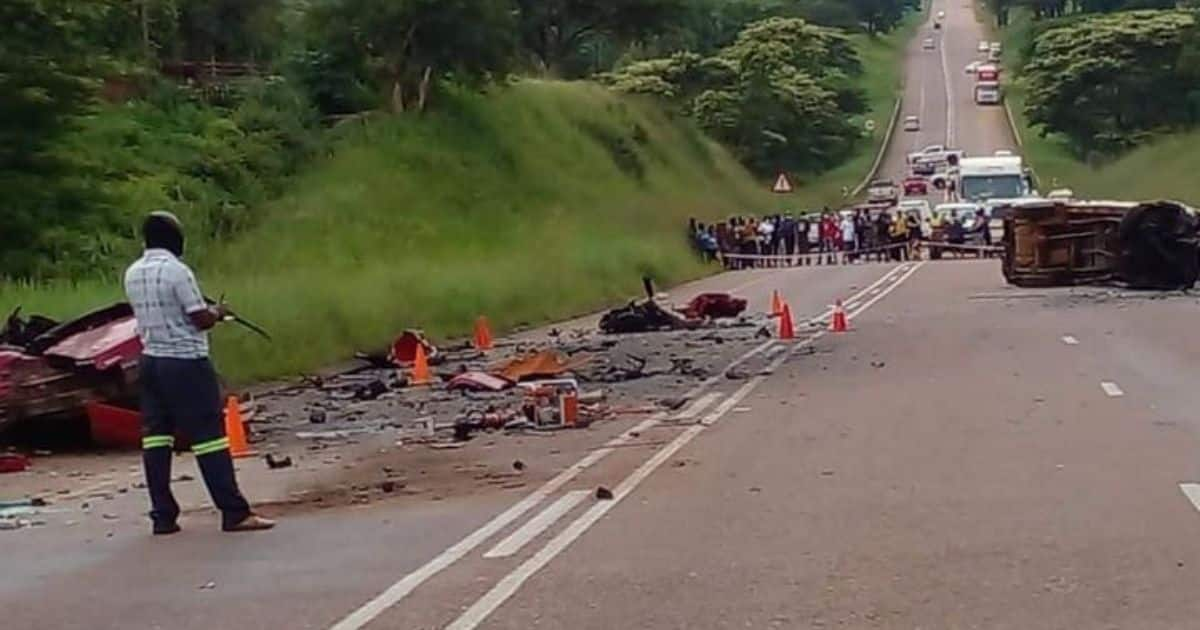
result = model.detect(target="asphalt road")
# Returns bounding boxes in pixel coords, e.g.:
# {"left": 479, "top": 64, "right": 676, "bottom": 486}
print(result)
{"left": 7, "top": 2, "right": 1200, "bottom": 629}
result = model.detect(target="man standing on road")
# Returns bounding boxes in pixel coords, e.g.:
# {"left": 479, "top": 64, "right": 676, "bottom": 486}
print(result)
{"left": 125, "top": 212, "right": 275, "bottom": 535}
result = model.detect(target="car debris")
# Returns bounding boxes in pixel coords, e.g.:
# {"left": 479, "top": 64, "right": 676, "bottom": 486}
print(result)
{"left": 494, "top": 350, "right": 589, "bottom": 382}
{"left": 447, "top": 372, "right": 513, "bottom": 392}
{"left": 678, "top": 293, "right": 748, "bottom": 320}
{"left": 1, "top": 303, "right": 142, "bottom": 440}
{"left": 1002, "top": 199, "right": 1199, "bottom": 288}
{"left": 264, "top": 454, "right": 293, "bottom": 469}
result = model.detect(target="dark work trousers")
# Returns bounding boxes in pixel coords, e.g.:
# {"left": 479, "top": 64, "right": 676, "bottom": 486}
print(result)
{"left": 140, "top": 356, "right": 251, "bottom": 529}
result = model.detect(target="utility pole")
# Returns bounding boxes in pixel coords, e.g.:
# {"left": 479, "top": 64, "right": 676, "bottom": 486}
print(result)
{"left": 140, "top": 0, "right": 152, "bottom": 62}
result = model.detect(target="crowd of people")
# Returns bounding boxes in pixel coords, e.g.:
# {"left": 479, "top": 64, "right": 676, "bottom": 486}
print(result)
{"left": 690, "top": 206, "right": 992, "bottom": 268}
{"left": 691, "top": 209, "right": 919, "bottom": 267}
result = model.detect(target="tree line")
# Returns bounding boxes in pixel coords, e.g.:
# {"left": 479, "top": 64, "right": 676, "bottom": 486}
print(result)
{"left": 1015, "top": 8, "right": 1200, "bottom": 157}
{"left": 1, "top": 0, "right": 914, "bottom": 279}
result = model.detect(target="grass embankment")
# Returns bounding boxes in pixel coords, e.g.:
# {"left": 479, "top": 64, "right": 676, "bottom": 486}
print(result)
{"left": 3, "top": 82, "right": 769, "bottom": 383}
{"left": 1000, "top": 11, "right": 1200, "bottom": 204}
{"left": 798, "top": 12, "right": 924, "bottom": 204}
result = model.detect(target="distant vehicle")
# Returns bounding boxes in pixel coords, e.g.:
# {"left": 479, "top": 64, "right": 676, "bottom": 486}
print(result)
{"left": 977, "top": 41, "right": 990, "bottom": 53}
{"left": 976, "top": 64, "right": 1000, "bottom": 81}
{"left": 937, "top": 10, "right": 946, "bottom": 19}
{"left": 907, "top": 144, "right": 964, "bottom": 167}
{"left": 867, "top": 179, "right": 900, "bottom": 205}
{"left": 988, "top": 49, "right": 1001, "bottom": 62}
{"left": 912, "top": 160, "right": 937, "bottom": 176}
{"left": 903, "top": 176, "right": 929, "bottom": 196}
{"left": 965, "top": 61, "right": 981, "bottom": 74}
{"left": 955, "top": 154, "right": 1035, "bottom": 206}
{"left": 923, "top": 38, "right": 936, "bottom": 50}
{"left": 903, "top": 115, "right": 920, "bottom": 131}
{"left": 990, "top": 42, "right": 1002, "bottom": 53}
{"left": 974, "top": 81, "right": 1001, "bottom": 105}
{"left": 935, "top": 202, "right": 984, "bottom": 227}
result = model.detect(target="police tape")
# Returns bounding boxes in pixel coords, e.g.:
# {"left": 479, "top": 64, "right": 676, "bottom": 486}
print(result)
{"left": 716, "top": 240, "right": 1001, "bottom": 266}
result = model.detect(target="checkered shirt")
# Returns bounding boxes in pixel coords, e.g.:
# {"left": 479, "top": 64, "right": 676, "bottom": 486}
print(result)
{"left": 124, "top": 249, "right": 209, "bottom": 359}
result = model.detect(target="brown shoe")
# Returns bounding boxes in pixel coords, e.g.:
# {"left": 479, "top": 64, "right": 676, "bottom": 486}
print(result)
{"left": 223, "top": 514, "right": 276, "bottom": 532}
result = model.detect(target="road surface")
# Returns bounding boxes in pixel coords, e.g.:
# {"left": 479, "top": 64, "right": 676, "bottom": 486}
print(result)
{"left": 6, "top": 2, "right": 1200, "bottom": 629}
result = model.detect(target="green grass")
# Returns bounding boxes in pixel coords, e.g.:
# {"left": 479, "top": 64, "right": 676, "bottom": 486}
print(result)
{"left": 1, "top": 20, "right": 921, "bottom": 385}
{"left": 1000, "top": 10, "right": 1200, "bottom": 204}
{"left": 794, "top": 11, "right": 925, "bottom": 206}
{"left": 1, "top": 82, "right": 771, "bottom": 383}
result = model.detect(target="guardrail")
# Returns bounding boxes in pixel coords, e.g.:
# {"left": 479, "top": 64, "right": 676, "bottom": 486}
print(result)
{"left": 850, "top": 96, "right": 903, "bottom": 198}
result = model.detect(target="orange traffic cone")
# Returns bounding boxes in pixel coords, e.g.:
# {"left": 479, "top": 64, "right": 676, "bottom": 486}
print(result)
{"left": 830, "top": 299, "right": 849, "bottom": 333}
{"left": 770, "top": 290, "right": 784, "bottom": 316}
{"left": 778, "top": 302, "right": 795, "bottom": 340}
{"left": 223, "top": 396, "right": 255, "bottom": 458}
{"left": 410, "top": 343, "right": 433, "bottom": 386}
{"left": 473, "top": 315, "right": 494, "bottom": 351}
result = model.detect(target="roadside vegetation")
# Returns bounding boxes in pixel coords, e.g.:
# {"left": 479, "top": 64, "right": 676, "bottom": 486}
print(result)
{"left": 993, "top": 2, "right": 1200, "bottom": 202}
{"left": 2, "top": 0, "right": 918, "bottom": 383}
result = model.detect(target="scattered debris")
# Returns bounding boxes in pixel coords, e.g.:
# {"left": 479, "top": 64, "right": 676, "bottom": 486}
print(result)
{"left": 678, "top": 293, "right": 748, "bottom": 320}
{"left": 512, "top": 460, "right": 525, "bottom": 471}
{"left": 495, "top": 350, "right": 588, "bottom": 382}
{"left": 199, "top": 581, "right": 216, "bottom": 591}
{"left": 308, "top": 410, "right": 327, "bottom": 424}
{"left": 595, "top": 486, "right": 614, "bottom": 500}
{"left": 264, "top": 454, "right": 293, "bottom": 469}
{"left": 353, "top": 379, "right": 389, "bottom": 401}
{"left": 447, "top": 372, "right": 513, "bottom": 392}
{"left": 388, "top": 330, "right": 438, "bottom": 365}
{"left": 380, "top": 481, "right": 397, "bottom": 493}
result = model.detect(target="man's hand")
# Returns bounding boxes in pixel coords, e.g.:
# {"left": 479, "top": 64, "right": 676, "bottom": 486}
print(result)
{"left": 189, "top": 302, "right": 231, "bottom": 331}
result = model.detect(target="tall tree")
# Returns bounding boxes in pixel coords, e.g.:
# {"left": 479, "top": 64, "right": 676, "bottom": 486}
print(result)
{"left": 305, "top": 0, "right": 515, "bottom": 113}
{"left": 1023, "top": 10, "right": 1199, "bottom": 155}
{"left": 514, "top": 0, "right": 687, "bottom": 75}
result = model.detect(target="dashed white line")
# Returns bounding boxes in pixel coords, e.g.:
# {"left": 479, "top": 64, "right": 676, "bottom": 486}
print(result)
{"left": 1100, "top": 381, "right": 1124, "bottom": 397}
{"left": 483, "top": 491, "right": 591, "bottom": 559}
{"left": 1061, "top": 335, "right": 1079, "bottom": 345}
{"left": 1180, "top": 484, "right": 1200, "bottom": 513}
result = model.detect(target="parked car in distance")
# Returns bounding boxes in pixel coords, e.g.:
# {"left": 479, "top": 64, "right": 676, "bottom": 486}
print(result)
{"left": 903, "top": 115, "right": 920, "bottom": 131}
{"left": 923, "top": 38, "right": 936, "bottom": 50}
{"left": 965, "top": 61, "right": 981, "bottom": 74}
{"left": 977, "top": 40, "right": 990, "bottom": 53}
{"left": 912, "top": 160, "right": 937, "bottom": 176}
{"left": 903, "top": 176, "right": 929, "bottom": 196}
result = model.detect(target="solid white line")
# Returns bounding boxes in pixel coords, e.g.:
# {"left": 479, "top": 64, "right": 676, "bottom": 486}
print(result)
{"left": 442, "top": 263, "right": 926, "bottom": 630}
{"left": 1061, "top": 335, "right": 1079, "bottom": 345}
{"left": 1180, "top": 484, "right": 1200, "bottom": 513}
{"left": 671, "top": 392, "right": 723, "bottom": 421}
{"left": 1100, "top": 381, "right": 1124, "bottom": 397}
{"left": 483, "top": 491, "right": 590, "bottom": 559}
{"left": 940, "top": 19, "right": 955, "bottom": 148}
{"left": 328, "top": 264, "right": 908, "bottom": 630}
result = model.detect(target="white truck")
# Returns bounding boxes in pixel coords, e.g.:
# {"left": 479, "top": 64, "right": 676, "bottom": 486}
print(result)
{"left": 952, "top": 154, "right": 1037, "bottom": 227}
{"left": 907, "top": 145, "right": 965, "bottom": 168}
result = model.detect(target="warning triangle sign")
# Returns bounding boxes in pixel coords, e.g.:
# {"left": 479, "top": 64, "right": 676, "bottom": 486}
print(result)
{"left": 772, "top": 173, "right": 793, "bottom": 194}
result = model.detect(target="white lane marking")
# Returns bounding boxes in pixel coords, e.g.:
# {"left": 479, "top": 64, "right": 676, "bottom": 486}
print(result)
{"left": 483, "top": 491, "right": 591, "bottom": 559}
{"left": 1061, "top": 335, "right": 1079, "bottom": 345}
{"left": 671, "top": 392, "right": 723, "bottom": 421}
{"left": 1101, "top": 381, "right": 1124, "bottom": 397}
{"left": 940, "top": 17, "right": 955, "bottom": 148}
{"left": 443, "top": 263, "right": 926, "bottom": 630}
{"left": 446, "top": 379, "right": 763, "bottom": 630}
{"left": 328, "top": 264, "right": 906, "bottom": 630}
{"left": 1180, "top": 484, "right": 1200, "bottom": 513}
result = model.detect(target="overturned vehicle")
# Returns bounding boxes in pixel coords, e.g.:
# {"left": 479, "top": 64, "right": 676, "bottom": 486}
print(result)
{"left": 1001, "top": 199, "right": 1200, "bottom": 289}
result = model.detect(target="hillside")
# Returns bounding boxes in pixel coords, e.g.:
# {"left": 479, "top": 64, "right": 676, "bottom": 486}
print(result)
{"left": 5, "top": 82, "right": 770, "bottom": 383}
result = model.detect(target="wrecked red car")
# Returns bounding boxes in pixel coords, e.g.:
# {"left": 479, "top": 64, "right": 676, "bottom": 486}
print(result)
{"left": 0, "top": 303, "right": 142, "bottom": 439}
